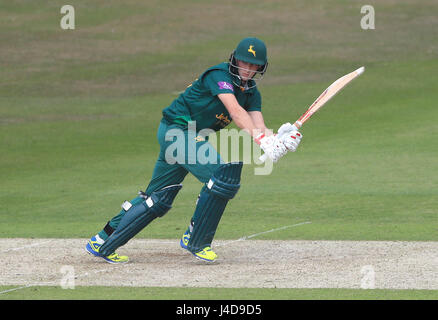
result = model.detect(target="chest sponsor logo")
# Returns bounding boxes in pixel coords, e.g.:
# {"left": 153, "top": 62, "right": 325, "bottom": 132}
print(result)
{"left": 215, "top": 113, "right": 231, "bottom": 128}
{"left": 217, "top": 81, "right": 234, "bottom": 92}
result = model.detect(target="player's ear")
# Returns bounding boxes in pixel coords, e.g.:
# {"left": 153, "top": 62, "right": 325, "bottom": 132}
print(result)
{"left": 259, "top": 62, "right": 268, "bottom": 74}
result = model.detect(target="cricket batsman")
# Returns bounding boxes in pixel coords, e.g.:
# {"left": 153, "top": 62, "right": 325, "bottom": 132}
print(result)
{"left": 85, "top": 37, "right": 303, "bottom": 263}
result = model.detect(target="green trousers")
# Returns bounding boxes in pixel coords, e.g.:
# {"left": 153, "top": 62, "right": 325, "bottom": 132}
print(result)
{"left": 98, "top": 120, "right": 224, "bottom": 240}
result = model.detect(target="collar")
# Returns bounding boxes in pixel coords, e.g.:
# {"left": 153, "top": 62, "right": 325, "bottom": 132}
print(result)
{"left": 232, "top": 77, "right": 256, "bottom": 93}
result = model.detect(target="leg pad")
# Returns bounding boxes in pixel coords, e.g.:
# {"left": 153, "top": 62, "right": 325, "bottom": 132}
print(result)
{"left": 187, "top": 162, "right": 243, "bottom": 253}
{"left": 99, "top": 184, "right": 182, "bottom": 256}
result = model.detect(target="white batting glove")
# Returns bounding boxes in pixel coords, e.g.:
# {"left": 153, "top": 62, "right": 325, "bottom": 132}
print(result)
{"left": 254, "top": 133, "right": 288, "bottom": 163}
{"left": 281, "top": 131, "right": 302, "bottom": 152}
{"left": 277, "top": 123, "right": 303, "bottom": 152}
{"left": 277, "top": 122, "right": 297, "bottom": 137}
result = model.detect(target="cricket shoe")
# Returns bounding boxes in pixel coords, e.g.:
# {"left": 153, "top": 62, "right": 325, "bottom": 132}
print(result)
{"left": 192, "top": 246, "right": 217, "bottom": 263}
{"left": 179, "top": 230, "right": 217, "bottom": 262}
{"left": 179, "top": 229, "right": 190, "bottom": 250}
{"left": 85, "top": 236, "right": 129, "bottom": 264}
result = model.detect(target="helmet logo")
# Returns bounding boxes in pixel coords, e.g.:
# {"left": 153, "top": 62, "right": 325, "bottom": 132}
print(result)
{"left": 248, "top": 45, "right": 256, "bottom": 57}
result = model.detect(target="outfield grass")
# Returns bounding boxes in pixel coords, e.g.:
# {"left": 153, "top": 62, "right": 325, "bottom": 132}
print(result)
{"left": 1, "top": 0, "right": 437, "bottom": 299}
{"left": 1, "top": 61, "right": 436, "bottom": 240}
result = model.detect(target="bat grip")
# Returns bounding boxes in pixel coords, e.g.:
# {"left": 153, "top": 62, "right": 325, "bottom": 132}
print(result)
{"left": 258, "top": 121, "right": 302, "bottom": 163}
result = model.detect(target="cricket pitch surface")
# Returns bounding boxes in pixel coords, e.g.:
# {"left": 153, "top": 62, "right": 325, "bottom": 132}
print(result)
{"left": 1, "top": 239, "right": 437, "bottom": 290}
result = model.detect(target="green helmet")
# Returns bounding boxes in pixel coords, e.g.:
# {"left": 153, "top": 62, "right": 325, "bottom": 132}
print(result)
{"left": 229, "top": 37, "right": 268, "bottom": 88}
{"left": 234, "top": 37, "right": 268, "bottom": 66}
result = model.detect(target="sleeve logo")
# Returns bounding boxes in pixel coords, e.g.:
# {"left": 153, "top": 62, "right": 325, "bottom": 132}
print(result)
{"left": 217, "top": 81, "right": 234, "bottom": 92}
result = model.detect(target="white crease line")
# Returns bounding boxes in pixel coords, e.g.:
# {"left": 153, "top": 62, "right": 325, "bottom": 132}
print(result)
{"left": 0, "top": 285, "right": 33, "bottom": 295}
{"left": 0, "top": 281, "right": 56, "bottom": 295}
{"left": 215, "top": 221, "right": 312, "bottom": 247}
{"left": 2, "top": 240, "right": 52, "bottom": 253}
{"left": 0, "top": 264, "right": 123, "bottom": 296}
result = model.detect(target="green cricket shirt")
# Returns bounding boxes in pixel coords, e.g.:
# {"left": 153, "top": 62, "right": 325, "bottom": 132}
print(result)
{"left": 162, "top": 62, "right": 262, "bottom": 132}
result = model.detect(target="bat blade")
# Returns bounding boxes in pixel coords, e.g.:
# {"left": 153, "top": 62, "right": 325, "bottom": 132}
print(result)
{"left": 296, "top": 66, "right": 365, "bottom": 128}
{"left": 259, "top": 66, "right": 365, "bottom": 163}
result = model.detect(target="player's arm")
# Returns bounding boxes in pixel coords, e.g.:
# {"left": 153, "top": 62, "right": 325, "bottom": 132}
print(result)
{"left": 248, "top": 111, "right": 274, "bottom": 136}
{"left": 217, "top": 93, "right": 261, "bottom": 137}
{"left": 218, "top": 93, "right": 288, "bottom": 162}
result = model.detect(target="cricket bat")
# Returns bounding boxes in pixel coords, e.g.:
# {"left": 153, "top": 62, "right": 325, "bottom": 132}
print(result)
{"left": 259, "top": 66, "right": 365, "bottom": 162}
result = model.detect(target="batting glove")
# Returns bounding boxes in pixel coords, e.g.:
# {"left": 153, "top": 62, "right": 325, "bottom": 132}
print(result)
{"left": 277, "top": 123, "right": 303, "bottom": 152}
{"left": 254, "top": 133, "right": 288, "bottom": 162}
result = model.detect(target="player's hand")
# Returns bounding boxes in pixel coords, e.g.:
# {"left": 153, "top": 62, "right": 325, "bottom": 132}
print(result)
{"left": 280, "top": 132, "right": 302, "bottom": 152}
{"left": 277, "top": 123, "right": 303, "bottom": 152}
{"left": 254, "top": 133, "right": 287, "bottom": 162}
{"left": 277, "top": 122, "right": 297, "bottom": 136}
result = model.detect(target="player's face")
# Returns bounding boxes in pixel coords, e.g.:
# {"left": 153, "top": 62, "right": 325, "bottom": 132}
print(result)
{"left": 236, "top": 60, "right": 260, "bottom": 81}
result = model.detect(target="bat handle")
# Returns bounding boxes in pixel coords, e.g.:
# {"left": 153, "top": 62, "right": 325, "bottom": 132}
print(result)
{"left": 258, "top": 121, "right": 303, "bottom": 163}
{"left": 293, "top": 121, "right": 302, "bottom": 130}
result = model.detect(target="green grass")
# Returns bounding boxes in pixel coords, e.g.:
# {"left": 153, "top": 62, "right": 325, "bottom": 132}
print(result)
{"left": 1, "top": 60, "right": 436, "bottom": 240}
{"left": 1, "top": 0, "right": 437, "bottom": 299}
{"left": 1, "top": 286, "right": 437, "bottom": 300}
